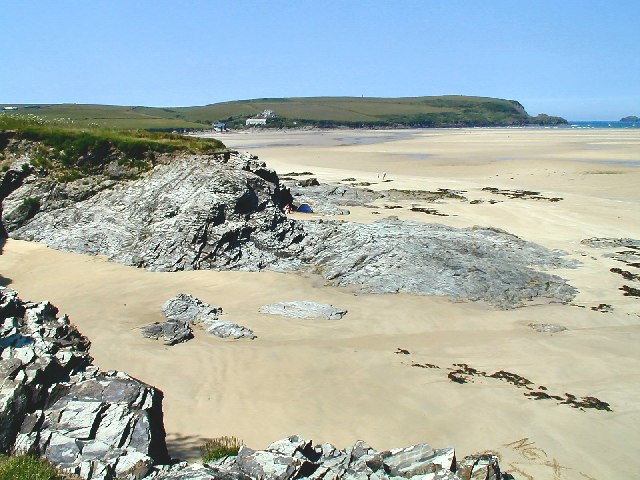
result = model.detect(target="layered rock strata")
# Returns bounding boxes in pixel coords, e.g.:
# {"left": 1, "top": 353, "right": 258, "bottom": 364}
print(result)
{"left": 4, "top": 153, "right": 303, "bottom": 271}
{"left": 148, "top": 435, "right": 512, "bottom": 480}
{"left": 0, "top": 287, "right": 170, "bottom": 479}
{"left": 1, "top": 149, "right": 577, "bottom": 309}
{"left": 299, "top": 220, "right": 577, "bottom": 309}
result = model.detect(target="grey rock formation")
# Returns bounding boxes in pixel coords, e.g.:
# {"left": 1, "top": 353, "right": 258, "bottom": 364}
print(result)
{"left": 0, "top": 287, "right": 169, "bottom": 479}
{"left": 153, "top": 435, "right": 510, "bottom": 480}
{"left": 15, "top": 370, "right": 169, "bottom": 479}
{"left": 149, "top": 462, "right": 250, "bottom": 479}
{"left": 286, "top": 181, "right": 382, "bottom": 215}
{"left": 1, "top": 146, "right": 578, "bottom": 310}
{"left": 162, "top": 294, "right": 222, "bottom": 324}
{"left": 7, "top": 154, "right": 304, "bottom": 272}
{"left": 159, "top": 294, "right": 255, "bottom": 340}
{"left": 259, "top": 301, "right": 347, "bottom": 320}
{"left": 581, "top": 237, "right": 640, "bottom": 249}
{"left": 298, "top": 219, "right": 577, "bottom": 309}
{"left": 141, "top": 320, "right": 193, "bottom": 346}
{"left": 205, "top": 320, "right": 256, "bottom": 340}
{"left": 528, "top": 323, "right": 568, "bottom": 333}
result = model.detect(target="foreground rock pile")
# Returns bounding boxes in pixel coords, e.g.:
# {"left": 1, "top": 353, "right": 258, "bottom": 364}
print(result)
{"left": 149, "top": 435, "right": 512, "bottom": 480}
{"left": 1, "top": 287, "right": 513, "bottom": 479}
{"left": 0, "top": 287, "right": 169, "bottom": 479}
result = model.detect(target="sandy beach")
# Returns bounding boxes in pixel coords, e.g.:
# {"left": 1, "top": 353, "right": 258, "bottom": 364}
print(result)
{"left": 1, "top": 128, "right": 639, "bottom": 479}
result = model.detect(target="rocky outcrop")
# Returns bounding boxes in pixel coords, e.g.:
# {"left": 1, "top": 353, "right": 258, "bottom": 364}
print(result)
{"left": 259, "top": 301, "right": 347, "bottom": 320}
{"left": 1, "top": 146, "right": 577, "bottom": 309}
{"left": 580, "top": 237, "right": 640, "bottom": 249}
{"left": 0, "top": 287, "right": 169, "bottom": 479}
{"left": 286, "top": 181, "right": 382, "bottom": 215}
{"left": 299, "top": 220, "right": 577, "bottom": 309}
{"left": 5, "top": 153, "right": 303, "bottom": 272}
{"left": 152, "top": 293, "right": 255, "bottom": 341}
{"left": 149, "top": 435, "right": 512, "bottom": 480}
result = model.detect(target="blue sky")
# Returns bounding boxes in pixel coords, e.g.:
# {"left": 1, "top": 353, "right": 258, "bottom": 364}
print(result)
{"left": 1, "top": 1, "right": 638, "bottom": 120}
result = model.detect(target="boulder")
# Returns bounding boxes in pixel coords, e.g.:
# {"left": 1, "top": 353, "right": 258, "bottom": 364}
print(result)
{"left": 141, "top": 320, "right": 193, "bottom": 345}
{"left": 259, "top": 301, "right": 347, "bottom": 320}
{"left": 159, "top": 294, "right": 255, "bottom": 340}
{"left": 162, "top": 294, "right": 221, "bottom": 324}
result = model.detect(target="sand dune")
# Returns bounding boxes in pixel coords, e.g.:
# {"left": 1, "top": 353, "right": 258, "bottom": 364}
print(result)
{"left": 1, "top": 128, "right": 639, "bottom": 479}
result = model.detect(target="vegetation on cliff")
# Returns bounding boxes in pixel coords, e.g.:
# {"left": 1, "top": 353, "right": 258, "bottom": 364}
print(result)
{"left": 5, "top": 96, "right": 568, "bottom": 130}
{"left": 0, "top": 114, "right": 225, "bottom": 181}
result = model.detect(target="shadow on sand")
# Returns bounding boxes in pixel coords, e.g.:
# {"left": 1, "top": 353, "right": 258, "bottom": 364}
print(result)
{"left": 0, "top": 236, "right": 12, "bottom": 287}
{"left": 165, "top": 432, "right": 211, "bottom": 462}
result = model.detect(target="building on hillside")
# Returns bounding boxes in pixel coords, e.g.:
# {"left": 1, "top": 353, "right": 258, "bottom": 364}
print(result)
{"left": 245, "top": 109, "right": 277, "bottom": 126}
{"left": 212, "top": 121, "right": 226, "bottom": 132}
{"left": 2, "top": 106, "right": 18, "bottom": 110}
{"left": 246, "top": 118, "right": 268, "bottom": 126}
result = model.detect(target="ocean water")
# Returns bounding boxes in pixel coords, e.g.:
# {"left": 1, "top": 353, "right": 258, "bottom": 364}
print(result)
{"left": 568, "top": 121, "right": 640, "bottom": 129}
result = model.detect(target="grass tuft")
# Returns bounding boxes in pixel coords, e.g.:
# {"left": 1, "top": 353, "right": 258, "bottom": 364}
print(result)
{"left": 200, "top": 436, "right": 243, "bottom": 464}
{"left": 0, "top": 454, "right": 65, "bottom": 480}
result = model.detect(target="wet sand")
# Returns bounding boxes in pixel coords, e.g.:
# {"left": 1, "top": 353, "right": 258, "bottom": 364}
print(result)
{"left": 2, "top": 128, "right": 639, "bottom": 479}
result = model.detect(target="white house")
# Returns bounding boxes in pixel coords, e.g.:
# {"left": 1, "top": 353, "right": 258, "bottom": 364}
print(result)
{"left": 246, "top": 118, "right": 267, "bottom": 126}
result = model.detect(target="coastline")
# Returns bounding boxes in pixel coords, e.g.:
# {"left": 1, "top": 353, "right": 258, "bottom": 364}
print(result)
{"left": 1, "top": 127, "right": 639, "bottom": 479}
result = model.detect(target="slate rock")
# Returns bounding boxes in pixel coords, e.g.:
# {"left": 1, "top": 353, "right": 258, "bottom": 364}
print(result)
{"left": 15, "top": 370, "right": 169, "bottom": 479}
{"left": 8, "top": 154, "right": 304, "bottom": 272}
{"left": 162, "top": 294, "right": 221, "bottom": 324}
{"left": 206, "top": 321, "right": 256, "bottom": 340}
{"left": 286, "top": 182, "right": 381, "bottom": 215}
{"left": 141, "top": 320, "right": 193, "bottom": 346}
{"left": 161, "top": 294, "right": 255, "bottom": 340}
{"left": 298, "top": 219, "right": 578, "bottom": 309}
{"left": 259, "top": 301, "right": 347, "bottom": 320}
{"left": 580, "top": 237, "right": 640, "bottom": 249}
{"left": 206, "top": 436, "right": 469, "bottom": 480}
{"left": 0, "top": 287, "right": 170, "bottom": 479}
{"left": 528, "top": 323, "right": 567, "bottom": 333}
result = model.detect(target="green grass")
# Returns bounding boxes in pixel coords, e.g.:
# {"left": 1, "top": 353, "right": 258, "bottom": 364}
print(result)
{"left": 0, "top": 455, "right": 67, "bottom": 480}
{"left": 1, "top": 113, "right": 226, "bottom": 181}
{"left": 200, "top": 436, "right": 242, "bottom": 464}
{"left": 5, "top": 96, "right": 567, "bottom": 129}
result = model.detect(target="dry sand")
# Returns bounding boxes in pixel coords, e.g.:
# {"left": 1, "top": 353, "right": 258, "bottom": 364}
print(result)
{"left": 2, "top": 128, "right": 639, "bottom": 479}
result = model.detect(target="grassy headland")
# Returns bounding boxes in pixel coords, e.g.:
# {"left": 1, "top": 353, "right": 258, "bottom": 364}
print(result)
{"left": 3, "top": 96, "right": 568, "bottom": 130}
{"left": 0, "top": 114, "right": 225, "bottom": 181}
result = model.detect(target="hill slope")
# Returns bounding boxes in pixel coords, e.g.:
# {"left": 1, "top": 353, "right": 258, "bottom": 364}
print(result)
{"left": 4, "top": 96, "right": 567, "bottom": 129}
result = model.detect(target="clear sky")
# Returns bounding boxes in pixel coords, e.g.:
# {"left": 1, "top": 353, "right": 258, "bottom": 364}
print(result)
{"left": 2, "top": 1, "right": 638, "bottom": 120}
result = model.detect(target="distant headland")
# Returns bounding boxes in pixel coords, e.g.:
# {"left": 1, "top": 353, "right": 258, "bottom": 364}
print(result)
{"left": 1, "top": 95, "right": 567, "bottom": 130}
{"left": 620, "top": 115, "right": 639, "bottom": 122}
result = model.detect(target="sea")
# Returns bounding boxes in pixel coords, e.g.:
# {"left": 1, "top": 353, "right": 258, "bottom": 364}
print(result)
{"left": 567, "top": 121, "right": 640, "bottom": 129}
